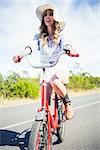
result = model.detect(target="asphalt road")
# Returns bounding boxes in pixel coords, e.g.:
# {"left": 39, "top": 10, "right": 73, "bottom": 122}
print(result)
{"left": 0, "top": 93, "right": 100, "bottom": 150}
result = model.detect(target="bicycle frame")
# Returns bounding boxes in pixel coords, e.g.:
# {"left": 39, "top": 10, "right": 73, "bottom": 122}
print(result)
{"left": 39, "top": 68, "right": 59, "bottom": 128}
{"left": 37, "top": 67, "right": 60, "bottom": 150}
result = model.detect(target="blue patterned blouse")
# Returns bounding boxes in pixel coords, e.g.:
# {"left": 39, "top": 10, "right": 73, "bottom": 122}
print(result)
{"left": 33, "top": 33, "right": 65, "bottom": 64}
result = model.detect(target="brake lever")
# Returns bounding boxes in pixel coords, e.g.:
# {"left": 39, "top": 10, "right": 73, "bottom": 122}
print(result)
{"left": 63, "top": 49, "right": 70, "bottom": 55}
{"left": 24, "top": 46, "right": 32, "bottom": 55}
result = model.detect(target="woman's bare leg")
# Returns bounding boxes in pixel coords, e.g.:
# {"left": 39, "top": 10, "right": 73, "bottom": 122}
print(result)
{"left": 50, "top": 79, "right": 67, "bottom": 98}
{"left": 50, "top": 74, "right": 74, "bottom": 120}
{"left": 50, "top": 74, "right": 67, "bottom": 98}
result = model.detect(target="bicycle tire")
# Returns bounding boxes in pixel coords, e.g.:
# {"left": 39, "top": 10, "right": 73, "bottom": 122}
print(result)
{"left": 28, "top": 120, "right": 52, "bottom": 150}
{"left": 57, "top": 101, "right": 65, "bottom": 142}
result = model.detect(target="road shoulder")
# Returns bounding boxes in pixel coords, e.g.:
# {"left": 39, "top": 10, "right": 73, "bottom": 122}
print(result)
{"left": 0, "top": 88, "right": 100, "bottom": 108}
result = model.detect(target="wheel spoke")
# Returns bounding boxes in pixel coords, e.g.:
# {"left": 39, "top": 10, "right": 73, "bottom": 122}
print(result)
{"left": 36, "top": 132, "right": 40, "bottom": 150}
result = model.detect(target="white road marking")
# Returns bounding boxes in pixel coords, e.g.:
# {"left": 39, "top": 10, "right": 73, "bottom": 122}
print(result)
{"left": 73, "top": 101, "right": 99, "bottom": 110}
{"left": 0, "top": 119, "right": 35, "bottom": 130}
{"left": 1, "top": 101, "right": 100, "bottom": 129}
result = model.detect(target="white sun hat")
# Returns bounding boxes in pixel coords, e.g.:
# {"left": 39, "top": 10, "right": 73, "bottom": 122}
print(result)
{"left": 36, "top": 3, "right": 65, "bottom": 31}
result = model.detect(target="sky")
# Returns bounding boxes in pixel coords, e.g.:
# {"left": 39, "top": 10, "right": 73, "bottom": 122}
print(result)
{"left": 0, "top": 0, "right": 100, "bottom": 77}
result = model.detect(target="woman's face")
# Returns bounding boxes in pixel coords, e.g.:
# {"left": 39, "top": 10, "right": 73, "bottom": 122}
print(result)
{"left": 43, "top": 9, "right": 54, "bottom": 27}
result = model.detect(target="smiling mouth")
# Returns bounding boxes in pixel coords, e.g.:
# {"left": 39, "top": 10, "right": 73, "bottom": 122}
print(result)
{"left": 46, "top": 20, "right": 51, "bottom": 22}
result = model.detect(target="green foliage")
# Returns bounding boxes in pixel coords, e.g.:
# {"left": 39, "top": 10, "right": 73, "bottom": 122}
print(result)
{"left": 0, "top": 73, "right": 4, "bottom": 97}
{"left": 0, "top": 72, "right": 40, "bottom": 99}
{"left": 12, "top": 78, "right": 40, "bottom": 99}
{"left": 0, "top": 72, "right": 100, "bottom": 99}
{"left": 67, "top": 75, "right": 100, "bottom": 91}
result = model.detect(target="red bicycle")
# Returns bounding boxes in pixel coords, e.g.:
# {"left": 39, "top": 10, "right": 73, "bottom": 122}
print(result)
{"left": 13, "top": 44, "right": 79, "bottom": 150}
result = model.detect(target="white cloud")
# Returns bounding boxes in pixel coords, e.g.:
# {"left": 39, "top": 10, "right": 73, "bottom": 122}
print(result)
{"left": 62, "top": 2, "right": 100, "bottom": 76}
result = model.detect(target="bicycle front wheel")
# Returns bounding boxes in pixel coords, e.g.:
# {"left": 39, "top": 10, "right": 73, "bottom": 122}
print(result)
{"left": 28, "top": 120, "right": 51, "bottom": 150}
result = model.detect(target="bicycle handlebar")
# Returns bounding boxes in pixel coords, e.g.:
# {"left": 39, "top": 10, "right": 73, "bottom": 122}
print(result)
{"left": 26, "top": 51, "right": 65, "bottom": 69}
{"left": 13, "top": 44, "right": 79, "bottom": 68}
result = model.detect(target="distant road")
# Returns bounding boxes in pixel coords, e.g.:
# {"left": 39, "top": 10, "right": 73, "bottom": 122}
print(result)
{"left": 0, "top": 93, "right": 100, "bottom": 150}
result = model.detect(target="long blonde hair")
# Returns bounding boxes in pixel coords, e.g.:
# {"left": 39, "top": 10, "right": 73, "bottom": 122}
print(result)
{"left": 39, "top": 9, "right": 61, "bottom": 46}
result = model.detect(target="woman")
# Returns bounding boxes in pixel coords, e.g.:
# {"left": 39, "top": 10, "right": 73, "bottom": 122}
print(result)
{"left": 13, "top": 3, "right": 77, "bottom": 120}
{"left": 35, "top": 3, "right": 75, "bottom": 120}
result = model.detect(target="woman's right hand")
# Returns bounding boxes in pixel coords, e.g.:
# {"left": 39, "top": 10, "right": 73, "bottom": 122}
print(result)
{"left": 13, "top": 55, "right": 22, "bottom": 63}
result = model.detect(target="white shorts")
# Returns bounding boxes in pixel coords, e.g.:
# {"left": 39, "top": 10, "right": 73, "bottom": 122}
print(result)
{"left": 40, "top": 58, "right": 69, "bottom": 84}
{"left": 39, "top": 55, "right": 69, "bottom": 84}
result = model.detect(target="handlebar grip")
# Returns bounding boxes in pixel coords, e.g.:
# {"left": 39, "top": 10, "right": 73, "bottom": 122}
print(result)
{"left": 68, "top": 53, "right": 79, "bottom": 57}
{"left": 75, "top": 54, "right": 79, "bottom": 57}
{"left": 13, "top": 55, "right": 23, "bottom": 63}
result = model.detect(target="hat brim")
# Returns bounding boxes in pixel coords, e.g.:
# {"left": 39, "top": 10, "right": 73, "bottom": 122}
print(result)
{"left": 36, "top": 3, "right": 65, "bottom": 31}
